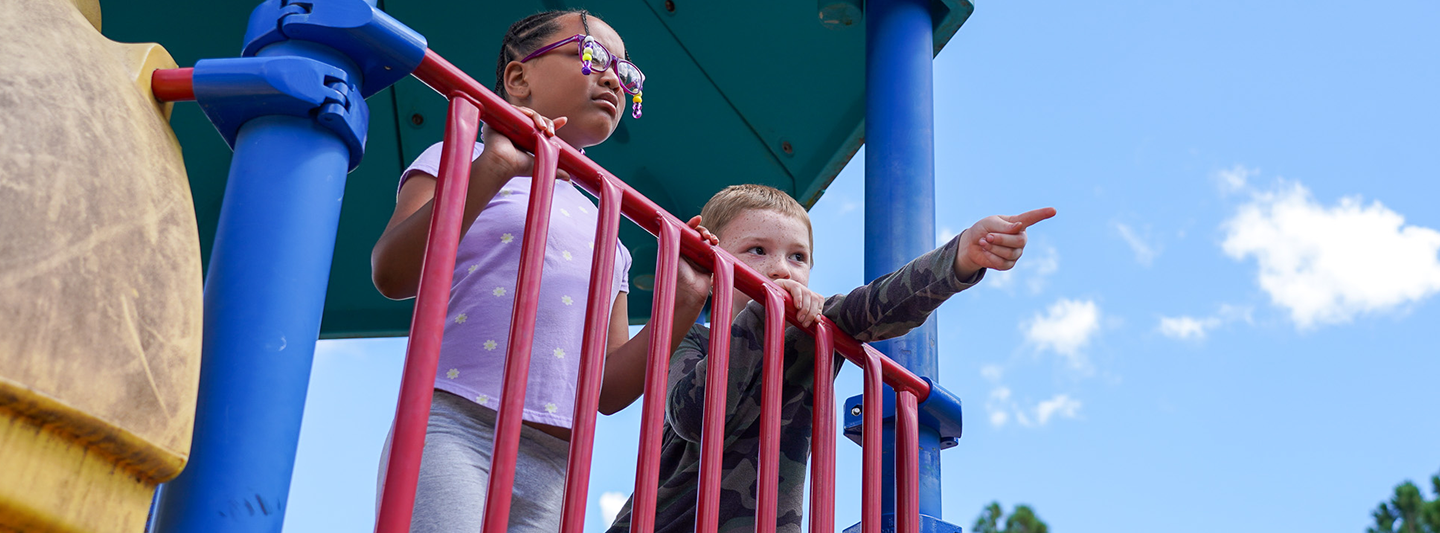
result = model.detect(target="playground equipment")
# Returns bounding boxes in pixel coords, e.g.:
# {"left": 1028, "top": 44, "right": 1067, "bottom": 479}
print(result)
{"left": 2, "top": 0, "right": 974, "bottom": 531}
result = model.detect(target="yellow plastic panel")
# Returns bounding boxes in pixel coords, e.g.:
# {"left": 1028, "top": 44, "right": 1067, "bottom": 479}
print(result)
{"left": 0, "top": 0, "right": 203, "bottom": 530}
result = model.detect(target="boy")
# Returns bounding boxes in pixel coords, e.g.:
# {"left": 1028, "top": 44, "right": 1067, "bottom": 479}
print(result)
{"left": 606, "top": 185, "right": 1054, "bottom": 533}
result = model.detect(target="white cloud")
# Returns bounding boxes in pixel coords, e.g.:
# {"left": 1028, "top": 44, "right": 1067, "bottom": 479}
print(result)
{"left": 1217, "top": 303, "right": 1255, "bottom": 325}
{"left": 984, "top": 386, "right": 1013, "bottom": 428}
{"left": 1222, "top": 181, "right": 1440, "bottom": 328}
{"left": 1035, "top": 394, "right": 1082, "bottom": 425}
{"left": 985, "top": 268, "right": 1015, "bottom": 290}
{"left": 987, "top": 244, "right": 1058, "bottom": 294}
{"left": 599, "top": 492, "right": 628, "bottom": 527}
{"left": 979, "top": 364, "right": 1004, "bottom": 382}
{"left": 986, "top": 387, "right": 1082, "bottom": 428}
{"left": 1026, "top": 245, "right": 1059, "bottom": 293}
{"left": 938, "top": 226, "right": 958, "bottom": 247}
{"left": 1157, "top": 315, "right": 1219, "bottom": 340}
{"left": 1157, "top": 304, "right": 1251, "bottom": 342}
{"left": 1024, "top": 298, "right": 1101, "bottom": 369}
{"left": 1216, "top": 164, "right": 1258, "bottom": 194}
{"left": 988, "top": 410, "right": 1009, "bottom": 427}
{"left": 1014, "top": 410, "right": 1034, "bottom": 427}
{"left": 1115, "top": 222, "right": 1158, "bottom": 266}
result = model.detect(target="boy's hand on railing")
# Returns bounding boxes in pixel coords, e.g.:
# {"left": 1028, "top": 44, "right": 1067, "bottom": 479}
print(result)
{"left": 954, "top": 207, "right": 1057, "bottom": 279}
{"left": 775, "top": 279, "right": 825, "bottom": 328}
{"left": 687, "top": 215, "right": 720, "bottom": 247}
{"left": 475, "top": 105, "right": 572, "bottom": 182}
{"left": 676, "top": 216, "right": 719, "bottom": 308}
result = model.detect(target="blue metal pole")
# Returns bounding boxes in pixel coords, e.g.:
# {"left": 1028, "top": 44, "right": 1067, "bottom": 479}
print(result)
{"left": 864, "top": 0, "right": 947, "bottom": 522}
{"left": 151, "top": 40, "right": 359, "bottom": 533}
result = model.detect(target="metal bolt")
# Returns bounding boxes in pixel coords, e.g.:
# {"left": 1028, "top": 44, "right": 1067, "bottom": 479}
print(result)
{"left": 410, "top": 113, "right": 425, "bottom": 126}
{"left": 781, "top": 141, "right": 794, "bottom": 155}
{"left": 664, "top": 0, "right": 675, "bottom": 12}
{"left": 850, "top": 405, "right": 862, "bottom": 416}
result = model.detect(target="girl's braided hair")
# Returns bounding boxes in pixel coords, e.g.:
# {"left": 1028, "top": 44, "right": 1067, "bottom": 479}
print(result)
{"left": 493, "top": 10, "right": 630, "bottom": 101}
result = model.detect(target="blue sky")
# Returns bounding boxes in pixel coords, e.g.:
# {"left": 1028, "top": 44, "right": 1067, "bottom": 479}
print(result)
{"left": 283, "top": 2, "right": 1440, "bottom": 531}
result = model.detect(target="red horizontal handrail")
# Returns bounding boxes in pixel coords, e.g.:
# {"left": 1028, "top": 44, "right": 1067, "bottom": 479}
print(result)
{"left": 151, "top": 67, "right": 195, "bottom": 102}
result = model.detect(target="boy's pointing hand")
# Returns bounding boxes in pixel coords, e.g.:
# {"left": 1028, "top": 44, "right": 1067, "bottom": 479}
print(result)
{"left": 954, "top": 207, "right": 1057, "bottom": 279}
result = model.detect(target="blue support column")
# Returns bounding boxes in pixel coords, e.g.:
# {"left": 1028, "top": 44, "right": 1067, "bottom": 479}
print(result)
{"left": 150, "top": 2, "right": 424, "bottom": 531}
{"left": 151, "top": 44, "right": 360, "bottom": 533}
{"left": 153, "top": 109, "right": 351, "bottom": 532}
{"left": 845, "top": 0, "right": 962, "bottom": 531}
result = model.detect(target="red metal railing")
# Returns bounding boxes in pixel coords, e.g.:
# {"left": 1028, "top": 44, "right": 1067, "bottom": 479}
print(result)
{"left": 395, "top": 49, "right": 933, "bottom": 533}
{"left": 147, "top": 48, "right": 934, "bottom": 533}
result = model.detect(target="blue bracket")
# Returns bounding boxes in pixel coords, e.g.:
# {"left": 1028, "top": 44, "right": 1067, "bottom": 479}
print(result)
{"left": 242, "top": 0, "right": 427, "bottom": 98}
{"left": 193, "top": 56, "right": 369, "bottom": 170}
{"left": 843, "top": 379, "right": 963, "bottom": 449}
{"left": 191, "top": 0, "right": 427, "bottom": 171}
{"left": 843, "top": 513, "right": 963, "bottom": 533}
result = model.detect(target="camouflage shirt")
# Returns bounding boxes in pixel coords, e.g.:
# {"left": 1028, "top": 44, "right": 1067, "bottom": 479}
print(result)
{"left": 606, "top": 237, "right": 980, "bottom": 533}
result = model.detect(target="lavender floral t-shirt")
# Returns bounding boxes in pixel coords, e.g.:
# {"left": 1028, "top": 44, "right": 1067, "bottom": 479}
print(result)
{"left": 400, "top": 141, "right": 632, "bottom": 428}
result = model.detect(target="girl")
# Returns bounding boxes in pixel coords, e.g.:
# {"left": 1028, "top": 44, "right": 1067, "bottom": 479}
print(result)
{"left": 371, "top": 10, "right": 713, "bottom": 532}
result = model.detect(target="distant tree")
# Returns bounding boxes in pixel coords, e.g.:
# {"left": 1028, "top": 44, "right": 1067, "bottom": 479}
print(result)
{"left": 1367, "top": 469, "right": 1440, "bottom": 533}
{"left": 1428, "top": 475, "right": 1440, "bottom": 533}
{"left": 1005, "top": 505, "right": 1049, "bottom": 533}
{"left": 973, "top": 502, "right": 1004, "bottom": 533}
{"left": 974, "top": 502, "right": 1049, "bottom": 533}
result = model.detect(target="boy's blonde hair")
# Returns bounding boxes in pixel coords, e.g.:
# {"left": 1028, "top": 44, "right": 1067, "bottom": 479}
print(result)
{"left": 700, "top": 184, "right": 813, "bottom": 262}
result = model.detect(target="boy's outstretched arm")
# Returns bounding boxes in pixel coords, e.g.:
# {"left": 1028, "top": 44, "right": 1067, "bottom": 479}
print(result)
{"left": 832, "top": 207, "right": 1056, "bottom": 343}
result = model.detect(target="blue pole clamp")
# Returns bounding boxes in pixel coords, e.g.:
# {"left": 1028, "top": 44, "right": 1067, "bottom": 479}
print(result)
{"left": 242, "top": 0, "right": 426, "bottom": 98}
{"left": 193, "top": 56, "right": 369, "bottom": 169}
{"left": 192, "top": 0, "right": 426, "bottom": 171}
{"left": 842, "top": 379, "right": 963, "bottom": 448}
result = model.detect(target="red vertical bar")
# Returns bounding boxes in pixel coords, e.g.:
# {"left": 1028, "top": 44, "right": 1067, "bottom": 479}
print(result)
{"left": 629, "top": 217, "right": 683, "bottom": 533}
{"left": 808, "top": 323, "right": 835, "bottom": 533}
{"left": 694, "top": 254, "right": 735, "bottom": 533}
{"left": 481, "top": 133, "right": 561, "bottom": 533}
{"left": 559, "top": 178, "right": 624, "bottom": 533}
{"left": 896, "top": 391, "right": 920, "bottom": 533}
{"left": 754, "top": 286, "right": 786, "bottom": 533}
{"left": 375, "top": 95, "right": 480, "bottom": 533}
{"left": 860, "top": 347, "right": 884, "bottom": 533}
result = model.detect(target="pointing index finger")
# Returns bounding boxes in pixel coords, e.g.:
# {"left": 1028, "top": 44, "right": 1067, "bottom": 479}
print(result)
{"left": 1004, "top": 207, "right": 1057, "bottom": 230}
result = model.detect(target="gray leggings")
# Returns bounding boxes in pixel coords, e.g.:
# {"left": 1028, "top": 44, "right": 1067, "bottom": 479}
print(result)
{"left": 378, "top": 390, "right": 571, "bottom": 533}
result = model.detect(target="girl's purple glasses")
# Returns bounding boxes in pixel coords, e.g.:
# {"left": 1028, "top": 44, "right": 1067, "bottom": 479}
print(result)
{"left": 520, "top": 34, "right": 645, "bottom": 118}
